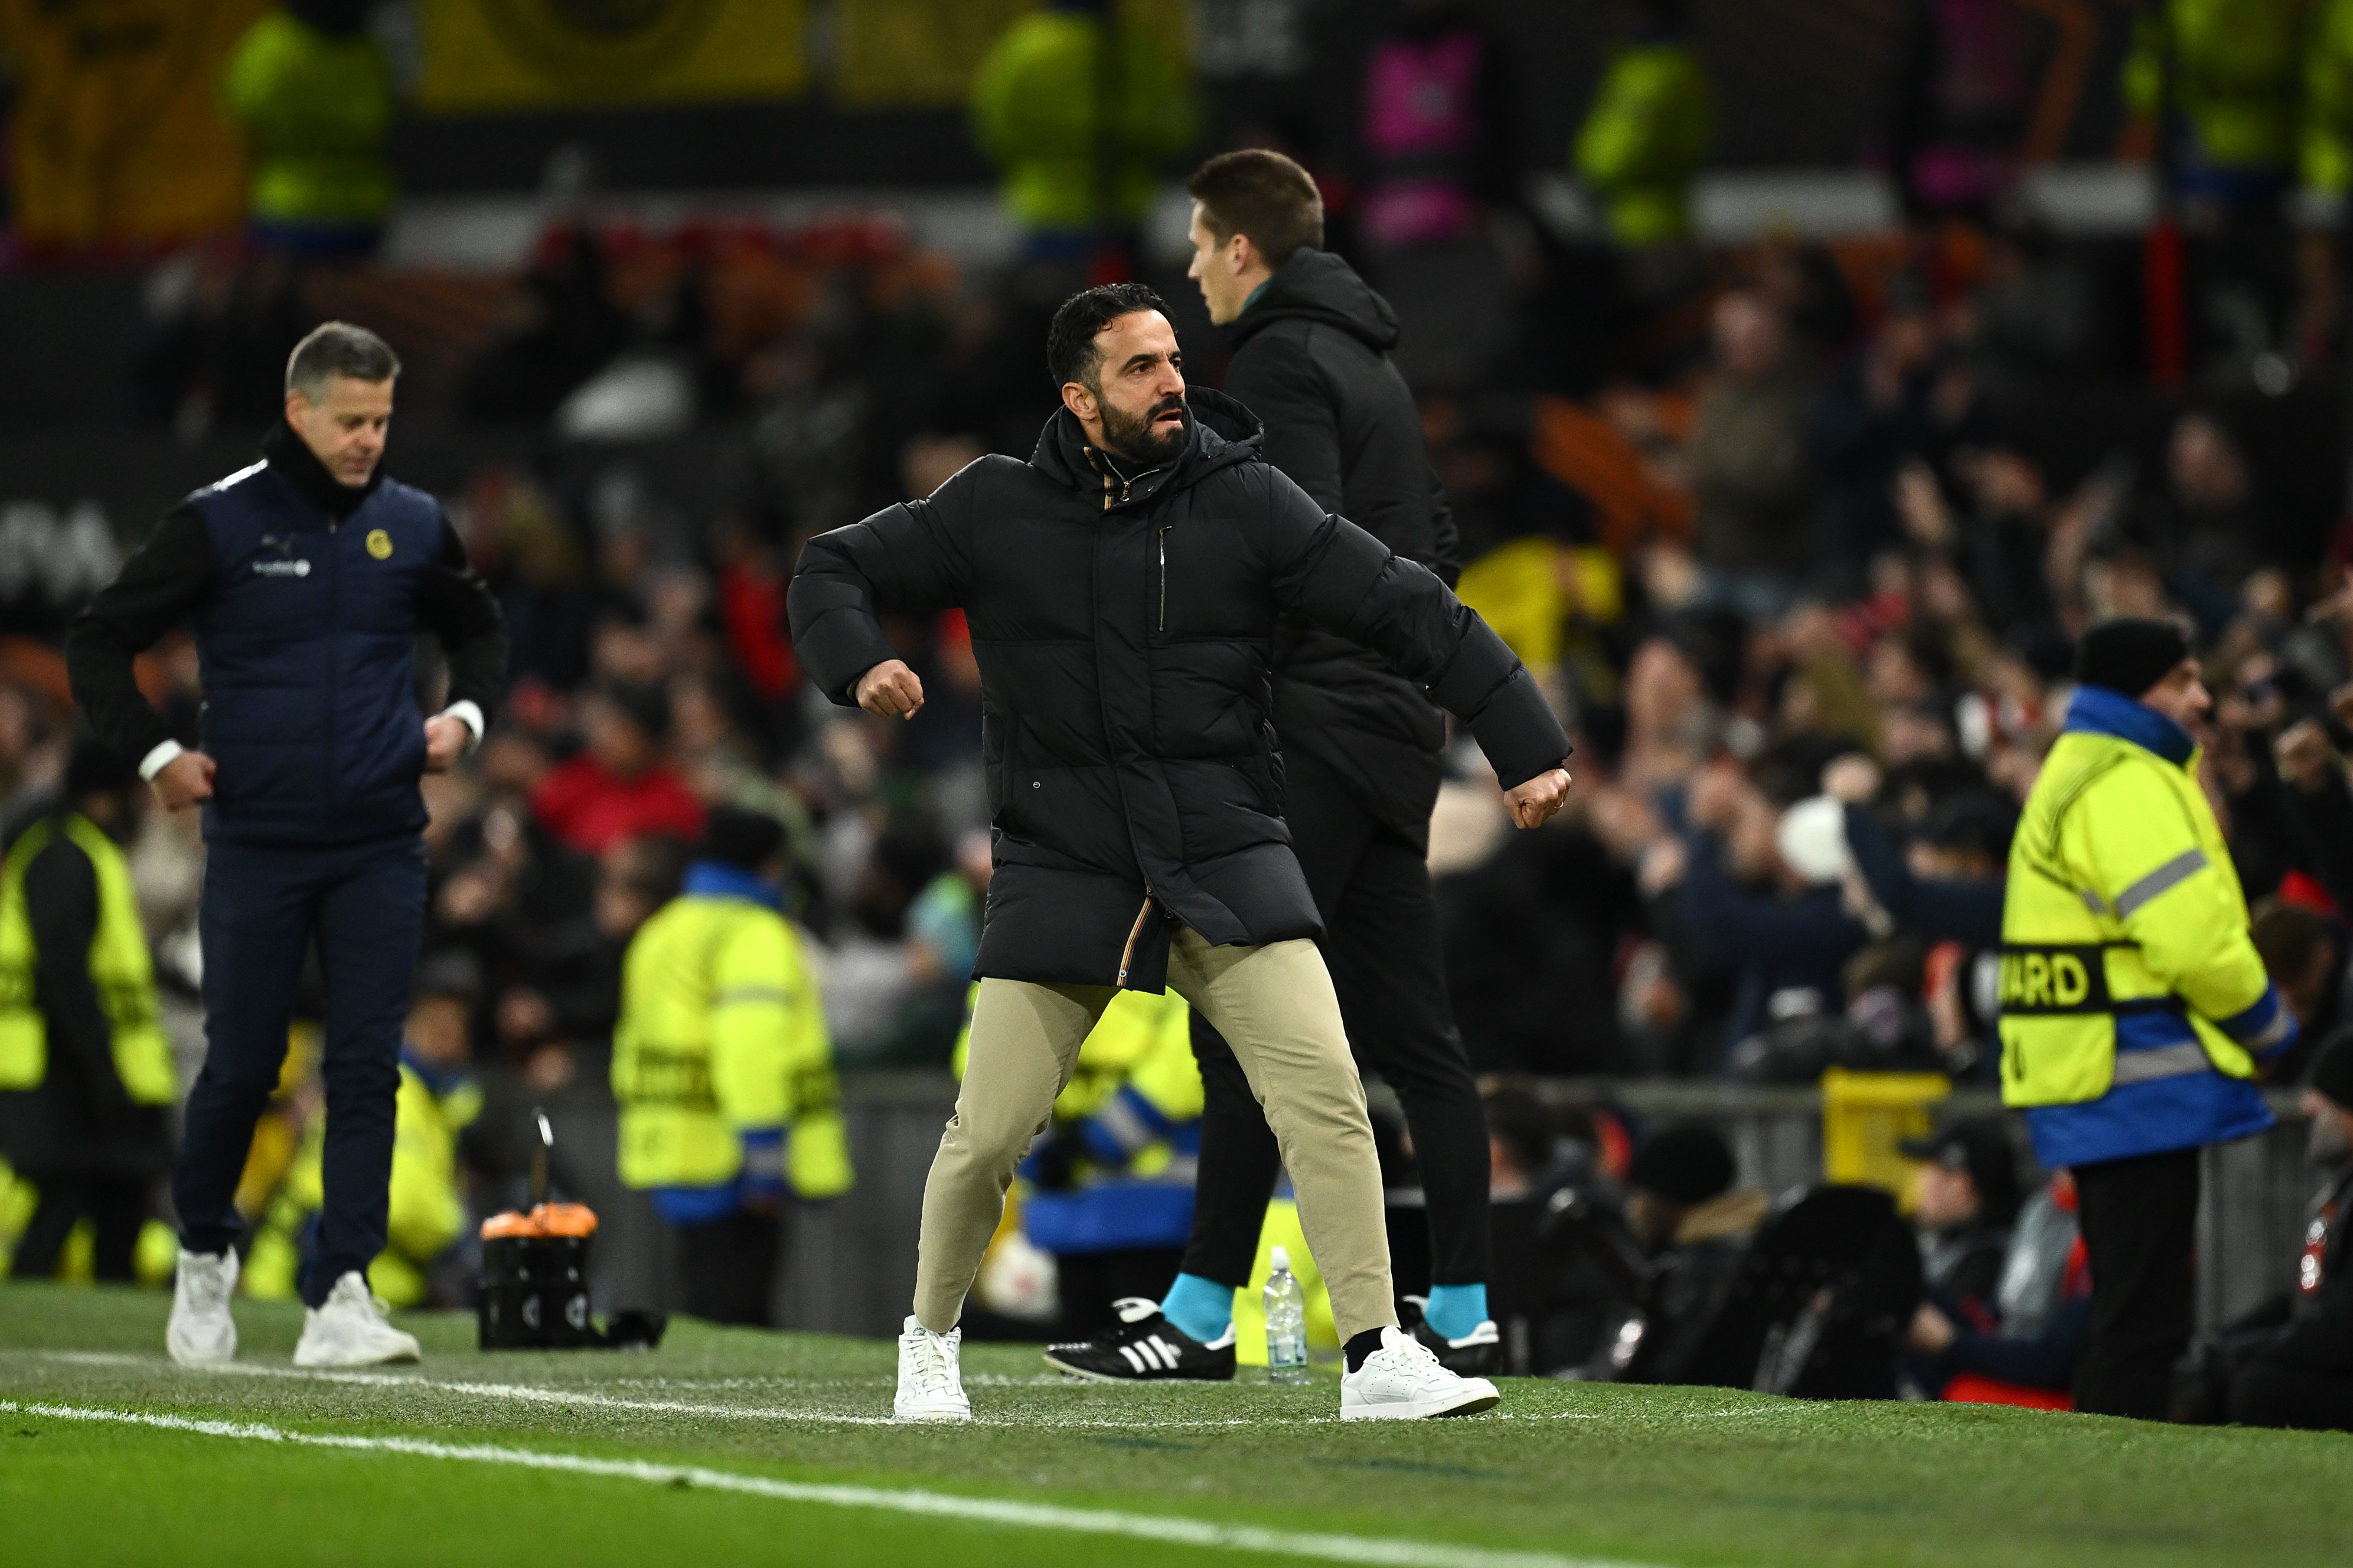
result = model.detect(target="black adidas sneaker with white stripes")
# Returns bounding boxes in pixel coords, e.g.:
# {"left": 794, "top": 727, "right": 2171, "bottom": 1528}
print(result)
{"left": 1042, "top": 1297, "right": 1237, "bottom": 1382}
{"left": 1401, "top": 1295, "right": 1501, "bottom": 1376}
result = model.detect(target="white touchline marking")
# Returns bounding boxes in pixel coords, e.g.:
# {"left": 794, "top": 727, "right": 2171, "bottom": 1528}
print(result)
{"left": 0, "top": 1399, "right": 1665, "bottom": 1568}
{"left": 8, "top": 1352, "right": 1294, "bottom": 1431}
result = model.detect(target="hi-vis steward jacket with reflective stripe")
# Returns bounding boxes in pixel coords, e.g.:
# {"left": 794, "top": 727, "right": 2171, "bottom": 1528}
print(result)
{"left": 1999, "top": 686, "right": 2289, "bottom": 1169}
{"left": 953, "top": 983, "right": 1204, "bottom": 1253}
{"left": 0, "top": 813, "right": 176, "bottom": 1105}
{"left": 611, "top": 880, "right": 851, "bottom": 1199}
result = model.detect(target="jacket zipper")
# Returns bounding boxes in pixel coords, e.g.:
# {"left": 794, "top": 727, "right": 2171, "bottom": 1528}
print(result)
{"left": 1157, "top": 525, "right": 1169, "bottom": 632}
{"left": 324, "top": 515, "right": 342, "bottom": 810}
{"left": 1115, "top": 896, "right": 1152, "bottom": 987}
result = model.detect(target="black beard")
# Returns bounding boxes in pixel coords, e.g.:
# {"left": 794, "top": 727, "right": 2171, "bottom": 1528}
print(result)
{"left": 1099, "top": 395, "right": 1187, "bottom": 466}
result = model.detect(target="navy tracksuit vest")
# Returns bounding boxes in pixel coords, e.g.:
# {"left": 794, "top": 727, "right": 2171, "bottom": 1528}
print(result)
{"left": 187, "top": 458, "right": 443, "bottom": 847}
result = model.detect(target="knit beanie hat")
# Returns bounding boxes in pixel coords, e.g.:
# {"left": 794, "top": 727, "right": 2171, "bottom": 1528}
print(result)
{"left": 701, "top": 805, "right": 785, "bottom": 872}
{"left": 2311, "top": 1025, "right": 2353, "bottom": 1114}
{"left": 2074, "top": 618, "right": 2191, "bottom": 699}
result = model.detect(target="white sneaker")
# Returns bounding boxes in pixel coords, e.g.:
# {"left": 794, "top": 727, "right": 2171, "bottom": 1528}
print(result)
{"left": 1339, "top": 1325, "right": 1502, "bottom": 1420}
{"left": 894, "top": 1315, "right": 972, "bottom": 1422}
{"left": 293, "top": 1272, "right": 421, "bottom": 1368}
{"left": 166, "top": 1248, "right": 239, "bottom": 1367}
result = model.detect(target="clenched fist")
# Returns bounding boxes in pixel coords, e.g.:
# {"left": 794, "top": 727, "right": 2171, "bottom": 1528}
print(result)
{"left": 855, "top": 658, "right": 926, "bottom": 719}
{"left": 1504, "top": 766, "right": 1573, "bottom": 829}
{"left": 150, "top": 750, "right": 216, "bottom": 812}
{"left": 424, "top": 713, "right": 471, "bottom": 773}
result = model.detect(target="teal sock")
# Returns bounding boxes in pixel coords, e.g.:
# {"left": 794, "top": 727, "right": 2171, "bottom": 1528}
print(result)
{"left": 1159, "top": 1272, "right": 1234, "bottom": 1343}
{"left": 1423, "top": 1283, "right": 1489, "bottom": 1341}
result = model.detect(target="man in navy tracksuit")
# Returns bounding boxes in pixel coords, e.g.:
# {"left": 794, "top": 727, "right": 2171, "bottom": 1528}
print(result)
{"left": 68, "top": 322, "right": 506, "bottom": 1367}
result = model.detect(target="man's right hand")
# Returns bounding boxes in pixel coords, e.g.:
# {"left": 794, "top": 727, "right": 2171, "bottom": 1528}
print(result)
{"left": 2276, "top": 718, "right": 2334, "bottom": 793}
{"left": 150, "top": 750, "right": 217, "bottom": 811}
{"left": 1504, "top": 767, "right": 1573, "bottom": 829}
{"left": 855, "top": 659, "right": 926, "bottom": 719}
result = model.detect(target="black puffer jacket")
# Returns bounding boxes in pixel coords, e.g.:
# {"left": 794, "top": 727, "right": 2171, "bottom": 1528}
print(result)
{"left": 1227, "top": 249, "right": 1460, "bottom": 842}
{"left": 789, "top": 389, "right": 1568, "bottom": 992}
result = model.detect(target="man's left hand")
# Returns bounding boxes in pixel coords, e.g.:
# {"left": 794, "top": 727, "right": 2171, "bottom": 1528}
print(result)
{"left": 1504, "top": 767, "right": 1573, "bottom": 829}
{"left": 1907, "top": 1301, "right": 1955, "bottom": 1355}
{"left": 424, "top": 714, "right": 470, "bottom": 773}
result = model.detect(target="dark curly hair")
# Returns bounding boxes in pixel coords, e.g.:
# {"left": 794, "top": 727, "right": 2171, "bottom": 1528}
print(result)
{"left": 1045, "top": 282, "right": 1168, "bottom": 391}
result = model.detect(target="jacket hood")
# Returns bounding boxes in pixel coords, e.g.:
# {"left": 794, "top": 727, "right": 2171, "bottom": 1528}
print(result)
{"left": 1031, "top": 385, "right": 1264, "bottom": 508}
{"left": 1229, "top": 249, "right": 1401, "bottom": 355}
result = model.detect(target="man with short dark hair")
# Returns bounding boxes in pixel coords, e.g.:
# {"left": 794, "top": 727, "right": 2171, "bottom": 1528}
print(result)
{"left": 1049, "top": 148, "right": 1500, "bottom": 1379}
{"left": 68, "top": 319, "right": 507, "bottom": 1367}
{"left": 791, "top": 282, "right": 1572, "bottom": 1422}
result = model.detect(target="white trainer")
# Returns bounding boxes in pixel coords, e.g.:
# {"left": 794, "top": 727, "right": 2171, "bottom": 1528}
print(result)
{"left": 166, "top": 1248, "right": 239, "bottom": 1367}
{"left": 293, "top": 1271, "right": 421, "bottom": 1368}
{"left": 894, "top": 1315, "right": 972, "bottom": 1422}
{"left": 1339, "top": 1325, "right": 1502, "bottom": 1420}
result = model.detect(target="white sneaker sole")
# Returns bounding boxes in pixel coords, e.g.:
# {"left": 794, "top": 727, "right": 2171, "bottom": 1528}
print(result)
{"left": 165, "top": 1333, "right": 236, "bottom": 1369}
{"left": 294, "top": 1340, "right": 420, "bottom": 1369}
{"left": 1340, "top": 1383, "right": 1502, "bottom": 1420}
{"left": 892, "top": 1402, "right": 973, "bottom": 1423}
{"left": 1041, "top": 1352, "right": 1141, "bottom": 1383}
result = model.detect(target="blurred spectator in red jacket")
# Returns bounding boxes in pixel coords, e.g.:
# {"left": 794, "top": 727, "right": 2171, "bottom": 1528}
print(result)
{"left": 531, "top": 681, "right": 706, "bottom": 856}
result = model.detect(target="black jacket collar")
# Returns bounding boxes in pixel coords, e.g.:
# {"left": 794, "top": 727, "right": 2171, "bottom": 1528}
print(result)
{"left": 1031, "top": 387, "right": 1264, "bottom": 511}
{"left": 262, "top": 419, "right": 382, "bottom": 521}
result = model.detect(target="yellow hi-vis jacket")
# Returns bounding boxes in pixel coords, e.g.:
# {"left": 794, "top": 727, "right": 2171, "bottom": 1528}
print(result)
{"left": 1999, "top": 686, "right": 2290, "bottom": 1169}
{"left": 246, "top": 1059, "right": 481, "bottom": 1309}
{"left": 612, "top": 878, "right": 851, "bottom": 1203}
{"left": 2122, "top": 0, "right": 2307, "bottom": 176}
{"left": 0, "top": 813, "right": 175, "bottom": 1105}
{"left": 1573, "top": 39, "right": 1715, "bottom": 247}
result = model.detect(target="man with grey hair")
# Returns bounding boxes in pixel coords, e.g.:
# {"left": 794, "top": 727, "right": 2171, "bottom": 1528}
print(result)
{"left": 68, "top": 320, "right": 507, "bottom": 1367}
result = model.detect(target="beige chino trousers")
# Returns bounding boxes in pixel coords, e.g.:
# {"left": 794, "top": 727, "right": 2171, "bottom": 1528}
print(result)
{"left": 912, "top": 928, "right": 1397, "bottom": 1341}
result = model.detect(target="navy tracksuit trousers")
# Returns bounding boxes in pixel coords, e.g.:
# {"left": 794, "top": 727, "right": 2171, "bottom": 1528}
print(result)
{"left": 174, "top": 835, "right": 425, "bottom": 1307}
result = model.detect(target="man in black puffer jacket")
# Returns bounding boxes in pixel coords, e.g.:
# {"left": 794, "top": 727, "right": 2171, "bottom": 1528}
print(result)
{"left": 1047, "top": 149, "right": 1508, "bottom": 1384}
{"left": 790, "top": 283, "right": 1571, "bottom": 1422}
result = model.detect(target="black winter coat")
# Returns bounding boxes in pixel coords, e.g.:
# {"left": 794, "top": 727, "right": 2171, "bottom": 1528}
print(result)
{"left": 789, "top": 390, "right": 1568, "bottom": 992}
{"left": 1226, "top": 249, "right": 1460, "bottom": 843}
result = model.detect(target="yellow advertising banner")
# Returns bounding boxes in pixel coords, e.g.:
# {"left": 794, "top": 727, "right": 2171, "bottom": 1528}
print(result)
{"left": 0, "top": 0, "right": 272, "bottom": 249}
{"left": 415, "top": 0, "right": 810, "bottom": 115}
{"left": 829, "top": 0, "right": 1034, "bottom": 109}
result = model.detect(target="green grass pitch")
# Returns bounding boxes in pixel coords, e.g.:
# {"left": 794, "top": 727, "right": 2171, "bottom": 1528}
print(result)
{"left": 1, "top": 1283, "right": 2348, "bottom": 1567}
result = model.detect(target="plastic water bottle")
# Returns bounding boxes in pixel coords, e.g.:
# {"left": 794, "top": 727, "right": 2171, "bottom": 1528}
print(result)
{"left": 1264, "top": 1246, "right": 1309, "bottom": 1384}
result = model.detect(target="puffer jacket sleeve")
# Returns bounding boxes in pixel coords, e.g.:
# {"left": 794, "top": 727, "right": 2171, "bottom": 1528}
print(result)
{"left": 1258, "top": 466, "right": 1569, "bottom": 789}
{"left": 787, "top": 465, "right": 978, "bottom": 705}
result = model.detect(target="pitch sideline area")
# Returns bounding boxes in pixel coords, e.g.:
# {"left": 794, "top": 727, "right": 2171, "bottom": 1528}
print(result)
{"left": 1, "top": 1285, "right": 2347, "bottom": 1567}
